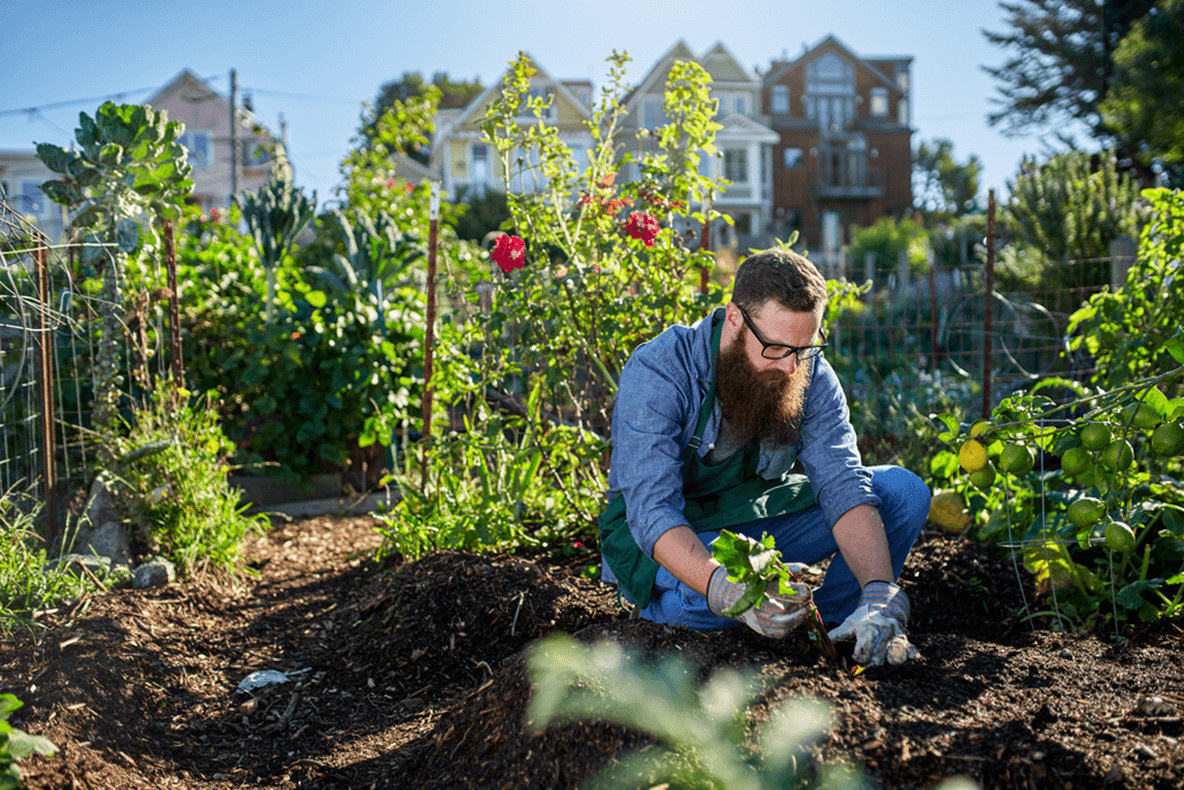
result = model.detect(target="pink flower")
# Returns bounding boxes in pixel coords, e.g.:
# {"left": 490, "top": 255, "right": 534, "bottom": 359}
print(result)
{"left": 209, "top": 208, "right": 221, "bottom": 223}
{"left": 491, "top": 234, "right": 526, "bottom": 274}
{"left": 386, "top": 178, "right": 396, "bottom": 188}
{"left": 625, "top": 212, "right": 660, "bottom": 247}
{"left": 404, "top": 183, "right": 414, "bottom": 193}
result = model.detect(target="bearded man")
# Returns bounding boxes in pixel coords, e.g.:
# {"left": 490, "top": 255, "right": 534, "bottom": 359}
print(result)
{"left": 598, "top": 248, "right": 930, "bottom": 666}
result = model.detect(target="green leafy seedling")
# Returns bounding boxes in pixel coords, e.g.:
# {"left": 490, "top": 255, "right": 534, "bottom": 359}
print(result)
{"left": 710, "top": 530, "right": 836, "bottom": 659}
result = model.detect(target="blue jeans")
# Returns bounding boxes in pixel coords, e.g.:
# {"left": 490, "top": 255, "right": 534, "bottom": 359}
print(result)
{"left": 637, "top": 465, "right": 930, "bottom": 629}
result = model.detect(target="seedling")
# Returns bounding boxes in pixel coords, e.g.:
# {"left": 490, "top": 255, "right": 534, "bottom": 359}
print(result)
{"left": 710, "top": 530, "right": 837, "bottom": 659}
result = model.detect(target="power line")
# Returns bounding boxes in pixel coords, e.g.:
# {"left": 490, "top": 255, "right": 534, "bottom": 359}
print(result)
{"left": 0, "top": 86, "right": 160, "bottom": 117}
{"left": 247, "top": 88, "right": 365, "bottom": 104}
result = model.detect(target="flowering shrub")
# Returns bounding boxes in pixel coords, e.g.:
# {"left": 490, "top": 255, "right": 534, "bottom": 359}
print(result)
{"left": 625, "top": 211, "right": 660, "bottom": 247}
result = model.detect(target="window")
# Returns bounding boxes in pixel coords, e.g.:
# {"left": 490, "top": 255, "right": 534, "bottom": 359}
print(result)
{"left": 516, "top": 87, "right": 554, "bottom": 120}
{"left": 241, "top": 141, "right": 273, "bottom": 168}
{"left": 870, "top": 88, "right": 889, "bottom": 118}
{"left": 771, "top": 85, "right": 789, "bottom": 114}
{"left": 898, "top": 99, "right": 909, "bottom": 125}
{"left": 470, "top": 143, "right": 490, "bottom": 198}
{"left": 732, "top": 212, "right": 752, "bottom": 235}
{"left": 19, "top": 180, "right": 50, "bottom": 218}
{"left": 783, "top": 147, "right": 804, "bottom": 169}
{"left": 805, "top": 52, "right": 855, "bottom": 130}
{"left": 178, "top": 131, "right": 212, "bottom": 169}
{"left": 724, "top": 149, "right": 748, "bottom": 183}
{"left": 895, "top": 65, "right": 909, "bottom": 93}
{"left": 642, "top": 97, "right": 665, "bottom": 129}
{"left": 734, "top": 94, "right": 747, "bottom": 116}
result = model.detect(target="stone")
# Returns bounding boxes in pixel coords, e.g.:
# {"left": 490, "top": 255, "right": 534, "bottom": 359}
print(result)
{"left": 79, "top": 475, "right": 120, "bottom": 533}
{"left": 74, "top": 521, "right": 133, "bottom": 568}
{"left": 134, "top": 556, "right": 176, "bottom": 589}
{"left": 47, "top": 553, "right": 112, "bottom": 579}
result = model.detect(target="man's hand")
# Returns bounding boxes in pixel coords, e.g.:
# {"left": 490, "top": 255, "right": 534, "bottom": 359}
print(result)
{"left": 706, "top": 565, "right": 811, "bottom": 638}
{"left": 827, "top": 581, "right": 920, "bottom": 666}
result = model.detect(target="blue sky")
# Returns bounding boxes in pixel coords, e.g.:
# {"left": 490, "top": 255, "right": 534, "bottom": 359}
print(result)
{"left": 1, "top": 0, "right": 1072, "bottom": 207}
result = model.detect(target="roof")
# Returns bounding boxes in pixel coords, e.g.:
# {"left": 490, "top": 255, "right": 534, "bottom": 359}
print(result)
{"left": 146, "top": 68, "right": 273, "bottom": 136}
{"left": 448, "top": 52, "right": 594, "bottom": 130}
{"left": 763, "top": 34, "right": 907, "bottom": 95}
{"left": 699, "top": 41, "right": 756, "bottom": 84}
{"left": 391, "top": 152, "right": 441, "bottom": 183}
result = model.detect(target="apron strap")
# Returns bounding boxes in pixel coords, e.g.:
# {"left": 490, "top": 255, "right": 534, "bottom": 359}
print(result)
{"left": 688, "top": 313, "right": 724, "bottom": 451}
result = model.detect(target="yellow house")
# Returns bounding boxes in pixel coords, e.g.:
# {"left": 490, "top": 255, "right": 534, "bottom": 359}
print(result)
{"left": 429, "top": 54, "right": 595, "bottom": 200}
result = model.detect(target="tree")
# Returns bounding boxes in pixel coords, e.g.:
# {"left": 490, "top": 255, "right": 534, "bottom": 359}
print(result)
{"left": 1100, "top": 0, "right": 1184, "bottom": 179}
{"left": 912, "top": 138, "right": 983, "bottom": 221}
{"left": 362, "top": 71, "right": 484, "bottom": 160}
{"left": 982, "top": 0, "right": 1156, "bottom": 138}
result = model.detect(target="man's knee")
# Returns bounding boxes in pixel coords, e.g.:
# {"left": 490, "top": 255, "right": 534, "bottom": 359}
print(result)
{"left": 872, "top": 465, "right": 931, "bottom": 537}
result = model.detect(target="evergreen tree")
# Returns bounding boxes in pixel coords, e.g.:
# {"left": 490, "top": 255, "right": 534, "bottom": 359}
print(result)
{"left": 912, "top": 138, "right": 983, "bottom": 222}
{"left": 983, "top": 0, "right": 1156, "bottom": 137}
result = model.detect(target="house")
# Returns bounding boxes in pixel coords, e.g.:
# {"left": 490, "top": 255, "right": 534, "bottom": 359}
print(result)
{"left": 145, "top": 68, "right": 278, "bottom": 211}
{"left": 429, "top": 56, "right": 595, "bottom": 201}
{"left": 619, "top": 40, "right": 779, "bottom": 250}
{"left": 761, "top": 36, "right": 914, "bottom": 270}
{"left": 0, "top": 149, "right": 66, "bottom": 241}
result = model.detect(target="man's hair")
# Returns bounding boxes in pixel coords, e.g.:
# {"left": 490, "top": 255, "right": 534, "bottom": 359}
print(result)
{"left": 732, "top": 248, "right": 828, "bottom": 314}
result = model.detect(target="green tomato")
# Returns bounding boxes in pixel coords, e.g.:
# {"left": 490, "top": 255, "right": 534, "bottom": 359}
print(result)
{"left": 1104, "top": 520, "right": 1136, "bottom": 553}
{"left": 1150, "top": 422, "right": 1184, "bottom": 457}
{"left": 1060, "top": 446, "right": 1091, "bottom": 476}
{"left": 1099, "top": 439, "right": 1135, "bottom": 472}
{"left": 1079, "top": 423, "right": 1112, "bottom": 451}
{"left": 968, "top": 464, "right": 997, "bottom": 490}
{"left": 1067, "top": 497, "right": 1106, "bottom": 528}
{"left": 999, "top": 443, "right": 1035, "bottom": 475}
{"left": 1121, "top": 402, "right": 1161, "bottom": 430}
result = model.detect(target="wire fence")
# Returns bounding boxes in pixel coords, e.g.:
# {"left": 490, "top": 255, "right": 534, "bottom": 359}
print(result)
{"left": 0, "top": 199, "right": 180, "bottom": 539}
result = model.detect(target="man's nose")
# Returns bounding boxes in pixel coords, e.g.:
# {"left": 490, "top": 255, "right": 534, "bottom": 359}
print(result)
{"left": 777, "top": 354, "right": 798, "bottom": 375}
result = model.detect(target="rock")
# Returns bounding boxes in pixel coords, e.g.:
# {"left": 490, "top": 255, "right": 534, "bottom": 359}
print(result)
{"left": 79, "top": 476, "right": 119, "bottom": 533}
{"left": 134, "top": 556, "right": 176, "bottom": 589}
{"left": 74, "top": 521, "right": 133, "bottom": 568}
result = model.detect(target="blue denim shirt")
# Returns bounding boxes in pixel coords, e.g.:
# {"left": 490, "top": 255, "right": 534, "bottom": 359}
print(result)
{"left": 601, "top": 306, "right": 880, "bottom": 587}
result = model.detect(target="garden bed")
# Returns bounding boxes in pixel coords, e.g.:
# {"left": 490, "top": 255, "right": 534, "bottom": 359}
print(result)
{"left": 2, "top": 514, "right": 1181, "bottom": 789}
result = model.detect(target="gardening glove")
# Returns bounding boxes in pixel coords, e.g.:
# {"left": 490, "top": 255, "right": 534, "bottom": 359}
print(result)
{"left": 706, "top": 565, "right": 811, "bottom": 639}
{"left": 827, "top": 581, "right": 920, "bottom": 667}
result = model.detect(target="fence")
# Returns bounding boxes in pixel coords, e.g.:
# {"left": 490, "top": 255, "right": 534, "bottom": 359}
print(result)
{"left": 0, "top": 199, "right": 182, "bottom": 542}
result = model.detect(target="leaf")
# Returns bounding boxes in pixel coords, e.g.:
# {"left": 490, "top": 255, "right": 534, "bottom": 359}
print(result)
{"left": 116, "top": 218, "right": 139, "bottom": 253}
{"left": 1116, "top": 579, "right": 1163, "bottom": 610}
{"left": 39, "top": 179, "right": 80, "bottom": 206}
{"left": 36, "top": 142, "right": 74, "bottom": 174}
{"left": 929, "top": 449, "right": 959, "bottom": 480}
{"left": 1167, "top": 335, "right": 1184, "bottom": 366}
{"left": 933, "top": 412, "right": 959, "bottom": 442}
{"left": 305, "top": 290, "right": 327, "bottom": 308}
{"left": 98, "top": 142, "right": 123, "bottom": 167}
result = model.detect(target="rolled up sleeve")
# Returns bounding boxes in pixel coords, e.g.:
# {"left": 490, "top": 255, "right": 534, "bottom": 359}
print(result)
{"left": 606, "top": 345, "right": 698, "bottom": 558}
{"left": 797, "top": 356, "right": 880, "bottom": 528}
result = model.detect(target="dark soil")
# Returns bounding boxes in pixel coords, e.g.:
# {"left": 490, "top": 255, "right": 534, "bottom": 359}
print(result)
{"left": 2, "top": 515, "right": 1182, "bottom": 789}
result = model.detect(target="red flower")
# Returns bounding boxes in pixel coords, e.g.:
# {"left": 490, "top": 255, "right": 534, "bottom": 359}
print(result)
{"left": 491, "top": 234, "right": 526, "bottom": 273}
{"left": 209, "top": 208, "right": 221, "bottom": 223}
{"left": 386, "top": 178, "right": 396, "bottom": 188}
{"left": 597, "top": 173, "right": 617, "bottom": 189}
{"left": 625, "top": 212, "right": 661, "bottom": 247}
{"left": 404, "top": 183, "right": 414, "bottom": 193}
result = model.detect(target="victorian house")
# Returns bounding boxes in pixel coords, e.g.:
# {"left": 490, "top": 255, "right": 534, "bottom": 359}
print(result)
{"left": 619, "top": 40, "right": 779, "bottom": 250}
{"left": 429, "top": 56, "right": 595, "bottom": 202}
{"left": 761, "top": 36, "right": 913, "bottom": 269}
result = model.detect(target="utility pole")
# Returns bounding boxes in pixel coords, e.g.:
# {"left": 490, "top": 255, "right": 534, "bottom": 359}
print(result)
{"left": 229, "top": 68, "right": 238, "bottom": 204}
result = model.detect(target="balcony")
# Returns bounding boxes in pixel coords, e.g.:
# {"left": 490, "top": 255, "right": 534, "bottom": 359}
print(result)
{"left": 815, "top": 162, "right": 885, "bottom": 201}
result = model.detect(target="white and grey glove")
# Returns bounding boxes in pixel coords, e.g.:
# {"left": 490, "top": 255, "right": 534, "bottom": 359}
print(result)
{"left": 706, "top": 565, "right": 811, "bottom": 639}
{"left": 827, "top": 580, "right": 920, "bottom": 666}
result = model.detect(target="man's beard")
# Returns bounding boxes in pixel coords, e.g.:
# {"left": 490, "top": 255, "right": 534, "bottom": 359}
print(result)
{"left": 715, "top": 327, "right": 811, "bottom": 447}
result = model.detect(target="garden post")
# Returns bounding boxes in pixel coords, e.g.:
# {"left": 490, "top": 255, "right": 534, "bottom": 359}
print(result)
{"left": 34, "top": 239, "right": 59, "bottom": 544}
{"left": 927, "top": 248, "right": 941, "bottom": 370}
{"left": 164, "top": 220, "right": 184, "bottom": 390}
{"left": 1109, "top": 236, "right": 1136, "bottom": 288}
{"left": 983, "top": 189, "right": 995, "bottom": 419}
{"left": 421, "top": 182, "right": 440, "bottom": 489}
{"left": 699, "top": 198, "right": 711, "bottom": 295}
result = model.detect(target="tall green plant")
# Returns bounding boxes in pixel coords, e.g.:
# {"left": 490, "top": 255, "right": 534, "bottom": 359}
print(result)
{"left": 238, "top": 153, "right": 316, "bottom": 319}
{"left": 37, "top": 103, "right": 193, "bottom": 439}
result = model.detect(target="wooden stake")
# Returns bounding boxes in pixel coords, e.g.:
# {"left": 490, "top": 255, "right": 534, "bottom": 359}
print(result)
{"left": 421, "top": 182, "right": 439, "bottom": 490}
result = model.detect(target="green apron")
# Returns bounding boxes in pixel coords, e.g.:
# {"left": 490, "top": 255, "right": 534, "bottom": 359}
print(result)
{"left": 598, "top": 316, "right": 816, "bottom": 608}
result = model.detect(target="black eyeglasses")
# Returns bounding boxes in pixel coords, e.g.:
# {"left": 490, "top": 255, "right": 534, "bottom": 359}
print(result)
{"left": 736, "top": 303, "right": 828, "bottom": 361}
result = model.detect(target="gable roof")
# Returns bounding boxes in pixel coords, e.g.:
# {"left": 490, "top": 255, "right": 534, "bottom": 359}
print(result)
{"left": 448, "top": 52, "right": 593, "bottom": 130}
{"left": 146, "top": 68, "right": 273, "bottom": 136}
{"left": 763, "top": 35, "right": 905, "bottom": 95}
{"left": 624, "top": 39, "right": 698, "bottom": 107}
{"left": 699, "top": 41, "right": 756, "bottom": 85}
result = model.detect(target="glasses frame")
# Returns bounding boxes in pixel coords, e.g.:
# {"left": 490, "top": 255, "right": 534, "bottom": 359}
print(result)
{"left": 735, "top": 303, "right": 828, "bottom": 361}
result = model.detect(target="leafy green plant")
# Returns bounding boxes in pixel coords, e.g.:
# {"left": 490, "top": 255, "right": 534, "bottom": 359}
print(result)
{"left": 0, "top": 694, "right": 57, "bottom": 790}
{"left": 37, "top": 102, "right": 193, "bottom": 440}
{"left": 847, "top": 215, "right": 930, "bottom": 278}
{"left": 0, "top": 491, "right": 95, "bottom": 638}
{"left": 375, "top": 377, "right": 607, "bottom": 561}
{"left": 112, "top": 386, "right": 268, "bottom": 577}
{"left": 528, "top": 634, "right": 859, "bottom": 790}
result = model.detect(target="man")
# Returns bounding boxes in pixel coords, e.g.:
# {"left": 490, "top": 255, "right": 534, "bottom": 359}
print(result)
{"left": 598, "top": 248, "right": 930, "bottom": 666}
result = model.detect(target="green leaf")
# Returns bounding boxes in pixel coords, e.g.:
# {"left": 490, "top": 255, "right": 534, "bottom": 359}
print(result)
{"left": 36, "top": 142, "right": 74, "bottom": 174}
{"left": 116, "top": 218, "right": 139, "bottom": 253}
{"left": 305, "top": 290, "right": 327, "bottom": 308}
{"left": 929, "top": 449, "right": 959, "bottom": 480}
{"left": 1167, "top": 336, "right": 1184, "bottom": 365}
{"left": 98, "top": 142, "right": 122, "bottom": 167}
{"left": 1116, "top": 579, "right": 1162, "bottom": 610}
{"left": 39, "top": 179, "right": 80, "bottom": 206}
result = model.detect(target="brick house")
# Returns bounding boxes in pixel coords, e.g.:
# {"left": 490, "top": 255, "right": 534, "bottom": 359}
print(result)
{"left": 761, "top": 36, "right": 913, "bottom": 269}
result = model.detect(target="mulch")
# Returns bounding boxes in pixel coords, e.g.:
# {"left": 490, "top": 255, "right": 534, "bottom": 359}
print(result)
{"left": 1, "top": 513, "right": 1182, "bottom": 789}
